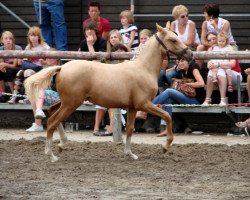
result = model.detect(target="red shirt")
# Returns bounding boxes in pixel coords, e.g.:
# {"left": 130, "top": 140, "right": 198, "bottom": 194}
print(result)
{"left": 232, "top": 59, "right": 241, "bottom": 73}
{"left": 83, "top": 17, "right": 111, "bottom": 38}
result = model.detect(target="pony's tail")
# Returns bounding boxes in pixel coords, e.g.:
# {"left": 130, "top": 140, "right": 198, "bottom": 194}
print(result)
{"left": 24, "top": 66, "right": 62, "bottom": 103}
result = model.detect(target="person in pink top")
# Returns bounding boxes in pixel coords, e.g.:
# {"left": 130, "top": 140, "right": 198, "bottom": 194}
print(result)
{"left": 82, "top": 1, "right": 111, "bottom": 41}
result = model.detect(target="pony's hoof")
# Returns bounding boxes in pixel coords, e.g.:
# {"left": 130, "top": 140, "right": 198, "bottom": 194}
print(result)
{"left": 162, "top": 145, "right": 168, "bottom": 153}
{"left": 130, "top": 153, "right": 138, "bottom": 160}
{"left": 51, "top": 155, "right": 59, "bottom": 162}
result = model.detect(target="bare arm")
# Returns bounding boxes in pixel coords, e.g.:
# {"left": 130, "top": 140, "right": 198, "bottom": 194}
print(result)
{"left": 187, "top": 68, "right": 205, "bottom": 88}
{"left": 200, "top": 21, "right": 209, "bottom": 47}
{"left": 185, "top": 21, "right": 196, "bottom": 48}
{"left": 127, "top": 30, "right": 136, "bottom": 48}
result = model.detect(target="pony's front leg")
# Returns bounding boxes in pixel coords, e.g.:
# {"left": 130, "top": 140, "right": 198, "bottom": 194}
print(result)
{"left": 45, "top": 137, "right": 58, "bottom": 162}
{"left": 124, "top": 109, "right": 138, "bottom": 160}
{"left": 57, "top": 123, "right": 68, "bottom": 151}
{"left": 143, "top": 102, "right": 173, "bottom": 153}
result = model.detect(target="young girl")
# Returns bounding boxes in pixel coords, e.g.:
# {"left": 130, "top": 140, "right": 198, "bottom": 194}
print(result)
{"left": 208, "top": 32, "right": 233, "bottom": 91}
{"left": 133, "top": 29, "right": 152, "bottom": 59}
{"left": 8, "top": 26, "right": 50, "bottom": 104}
{"left": 21, "top": 26, "right": 50, "bottom": 72}
{"left": 106, "top": 29, "right": 124, "bottom": 53}
{"left": 0, "top": 31, "right": 22, "bottom": 101}
{"left": 119, "top": 10, "right": 139, "bottom": 51}
{"left": 26, "top": 48, "right": 60, "bottom": 132}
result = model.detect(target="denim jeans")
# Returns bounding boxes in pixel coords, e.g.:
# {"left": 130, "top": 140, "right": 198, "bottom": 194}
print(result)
{"left": 158, "top": 69, "right": 182, "bottom": 87}
{"left": 34, "top": 0, "right": 68, "bottom": 50}
{"left": 152, "top": 88, "right": 200, "bottom": 125}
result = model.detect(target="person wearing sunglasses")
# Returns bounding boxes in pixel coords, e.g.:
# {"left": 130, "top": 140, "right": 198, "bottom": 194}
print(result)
{"left": 170, "top": 5, "right": 201, "bottom": 50}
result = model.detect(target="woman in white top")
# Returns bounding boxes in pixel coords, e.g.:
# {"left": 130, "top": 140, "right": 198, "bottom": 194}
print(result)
{"left": 170, "top": 5, "right": 200, "bottom": 50}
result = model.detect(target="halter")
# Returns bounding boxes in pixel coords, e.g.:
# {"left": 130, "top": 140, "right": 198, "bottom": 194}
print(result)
{"left": 154, "top": 33, "right": 192, "bottom": 62}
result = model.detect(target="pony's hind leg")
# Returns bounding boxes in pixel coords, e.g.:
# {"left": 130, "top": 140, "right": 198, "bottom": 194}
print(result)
{"left": 48, "top": 103, "right": 68, "bottom": 152}
{"left": 124, "top": 108, "right": 138, "bottom": 160}
{"left": 46, "top": 102, "right": 79, "bottom": 162}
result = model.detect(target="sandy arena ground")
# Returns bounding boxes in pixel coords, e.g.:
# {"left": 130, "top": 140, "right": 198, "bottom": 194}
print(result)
{"left": 0, "top": 129, "right": 249, "bottom": 199}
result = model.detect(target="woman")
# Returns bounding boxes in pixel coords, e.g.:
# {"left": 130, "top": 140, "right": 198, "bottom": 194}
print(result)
{"left": 196, "top": 3, "right": 237, "bottom": 68}
{"left": 170, "top": 5, "right": 200, "bottom": 49}
{"left": 153, "top": 58, "right": 205, "bottom": 137}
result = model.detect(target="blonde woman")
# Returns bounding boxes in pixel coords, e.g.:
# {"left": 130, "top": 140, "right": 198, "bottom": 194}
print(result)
{"left": 170, "top": 5, "right": 200, "bottom": 49}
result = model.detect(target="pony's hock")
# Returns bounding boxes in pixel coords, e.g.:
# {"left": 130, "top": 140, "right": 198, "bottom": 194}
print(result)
{"left": 24, "top": 22, "right": 193, "bottom": 162}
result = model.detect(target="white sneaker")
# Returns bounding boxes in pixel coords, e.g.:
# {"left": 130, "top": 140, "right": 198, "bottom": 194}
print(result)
{"left": 35, "top": 108, "right": 46, "bottom": 119}
{"left": 19, "top": 97, "right": 30, "bottom": 104}
{"left": 26, "top": 123, "right": 44, "bottom": 132}
{"left": 8, "top": 96, "right": 17, "bottom": 104}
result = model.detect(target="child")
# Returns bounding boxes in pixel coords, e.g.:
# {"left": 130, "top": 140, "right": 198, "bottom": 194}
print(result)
{"left": 8, "top": 26, "right": 50, "bottom": 104}
{"left": 25, "top": 48, "right": 60, "bottom": 132}
{"left": 0, "top": 31, "right": 22, "bottom": 101}
{"left": 133, "top": 29, "right": 152, "bottom": 59}
{"left": 208, "top": 32, "right": 233, "bottom": 91}
{"left": 119, "top": 10, "right": 139, "bottom": 51}
{"left": 106, "top": 29, "right": 124, "bottom": 52}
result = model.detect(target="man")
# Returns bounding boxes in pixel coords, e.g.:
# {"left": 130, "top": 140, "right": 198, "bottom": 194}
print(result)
{"left": 33, "top": 0, "right": 68, "bottom": 51}
{"left": 82, "top": 1, "right": 111, "bottom": 41}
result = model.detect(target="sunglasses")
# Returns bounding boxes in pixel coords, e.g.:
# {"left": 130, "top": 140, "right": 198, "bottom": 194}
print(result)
{"left": 180, "top": 14, "right": 188, "bottom": 19}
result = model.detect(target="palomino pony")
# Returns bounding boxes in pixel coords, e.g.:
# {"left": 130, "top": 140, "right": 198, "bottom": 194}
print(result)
{"left": 25, "top": 23, "right": 193, "bottom": 162}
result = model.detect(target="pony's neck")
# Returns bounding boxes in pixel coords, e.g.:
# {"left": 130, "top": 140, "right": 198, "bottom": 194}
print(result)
{"left": 137, "top": 36, "right": 164, "bottom": 76}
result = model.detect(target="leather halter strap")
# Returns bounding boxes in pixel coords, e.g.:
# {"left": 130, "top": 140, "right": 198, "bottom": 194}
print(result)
{"left": 154, "top": 33, "right": 191, "bottom": 62}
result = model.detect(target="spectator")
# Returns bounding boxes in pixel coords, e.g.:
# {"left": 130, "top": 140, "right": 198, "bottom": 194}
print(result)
{"left": 153, "top": 58, "right": 205, "bottom": 137}
{"left": 196, "top": 3, "right": 237, "bottom": 68}
{"left": 26, "top": 48, "right": 60, "bottom": 132}
{"left": 208, "top": 32, "right": 234, "bottom": 92}
{"left": 245, "top": 68, "right": 250, "bottom": 103}
{"left": 0, "top": 31, "right": 22, "bottom": 102}
{"left": 8, "top": 26, "right": 50, "bottom": 104}
{"left": 119, "top": 10, "right": 139, "bottom": 51}
{"left": 78, "top": 20, "right": 106, "bottom": 52}
{"left": 170, "top": 5, "right": 200, "bottom": 49}
{"left": 82, "top": 1, "right": 111, "bottom": 41}
{"left": 33, "top": 0, "right": 68, "bottom": 51}
{"left": 201, "top": 47, "right": 242, "bottom": 106}
{"left": 93, "top": 30, "right": 127, "bottom": 137}
{"left": 133, "top": 29, "right": 152, "bottom": 59}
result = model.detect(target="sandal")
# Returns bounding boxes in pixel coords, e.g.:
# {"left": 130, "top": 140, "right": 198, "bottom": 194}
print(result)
{"left": 201, "top": 97, "right": 211, "bottom": 106}
{"left": 235, "top": 121, "right": 247, "bottom": 128}
{"left": 227, "top": 85, "right": 233, "bottom": 92}
{"left": 93, "top": 130, "right": 113, "bottom": 137}
{"left": 219, "top": 98, "right": 227, "bottom": 107}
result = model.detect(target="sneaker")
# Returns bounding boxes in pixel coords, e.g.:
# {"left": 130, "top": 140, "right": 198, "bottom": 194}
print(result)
{"left": 26, "top": 123, "right": 44, "bottom": 132}
{"left": 35, "top": 108, "right": 46, "bottom": 119}
{"left": 8, "top": 96, "right": 18, "bottom": 104}
{"left": 19, "top": 97, "right": 30, "bottom": 104}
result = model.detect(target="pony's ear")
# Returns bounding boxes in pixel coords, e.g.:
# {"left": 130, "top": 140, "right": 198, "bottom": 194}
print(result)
{"left": 156, "top": 23, "right": 166, "bottom": 35}
{"left": 166, "top": 21, "right": 171, "bottom": 30}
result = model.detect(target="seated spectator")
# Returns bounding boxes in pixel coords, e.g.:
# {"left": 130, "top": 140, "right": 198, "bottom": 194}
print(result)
{"left": 152, "top": 58, "right": 205, "bottom": 137}
{"left": 208, "top": 32, "right": 234, "bottom": 91}
{"left": 201, "top": 35, "right": 242, "bottom": 107}
{"left": 170, "top": 5, "right": 200, "bottom": 50}
{"left": 0, "top": 31, "right": 22, "bottom": 102}
{"left": 8, "top": 26, "right": 50, "bottom": 104}
{"left": 78, "top": 20, "right": 106, "bottom": 52}
{"left": 119, "top": 10, "right": 139, "bottom": 51}
{"left": 133, "top": 29, "right": 152, "bottom": 59}
{"left": 82, "top": 1, "right": 111, "bottom": 41}
{"left": 25, "top": 48, "right": 60, "bottom": 132}
{"left": 196, "top": 3, "right": 237, "bottom": 68}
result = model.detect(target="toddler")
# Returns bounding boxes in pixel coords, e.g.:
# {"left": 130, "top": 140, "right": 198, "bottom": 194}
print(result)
{"left": 133, "top": 29, "right": 152, "bottom": 59}
{"left": 208, "top": 32, "right": 233, "bottom": 92}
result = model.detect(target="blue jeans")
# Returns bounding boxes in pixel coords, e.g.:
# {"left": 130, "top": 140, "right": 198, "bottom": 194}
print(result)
{"left": 21, "top": 62, "right": 42, "bottom": 72}
{"left": 152, "top": 88, "right": 200, "bottom": 125}
{"left": 34, "top": 0, "right": 68, "bottom": 50}
{"left": 158, "top": 69, "right": 182, "bottom": 87}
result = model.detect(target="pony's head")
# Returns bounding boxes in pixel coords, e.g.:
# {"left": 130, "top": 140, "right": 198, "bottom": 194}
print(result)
{"left": 155, "top": 22, "right": 193, "bottom": 62}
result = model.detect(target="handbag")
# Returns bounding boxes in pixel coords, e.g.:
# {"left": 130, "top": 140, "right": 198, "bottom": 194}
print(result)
{"left": 171, "top": 78, "right": 196, "bottom": 97}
